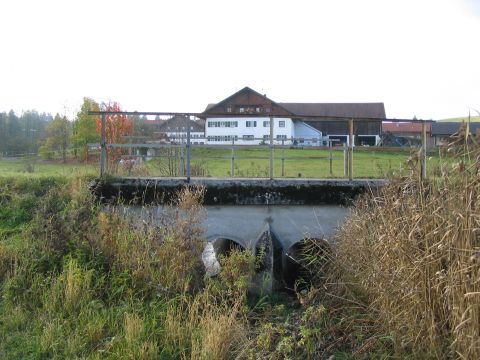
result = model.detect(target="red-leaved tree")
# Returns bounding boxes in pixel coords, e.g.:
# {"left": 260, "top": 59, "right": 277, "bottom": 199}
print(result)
{"left": 96, "top": 101, "right": 133, "bottom": 165}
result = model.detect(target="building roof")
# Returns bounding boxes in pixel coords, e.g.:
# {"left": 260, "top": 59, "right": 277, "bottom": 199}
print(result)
{"left": 431, "top": 122, "right": 480, "bottom": 136}
{"left": 279, "top": 102, "right": 386, "bottom": 119}
{"left": 158, "top": 114, "right": 204, "bottom": 133}
{"left": 203, "top": 87, "right": 386, "bottom": 120}
{"left": 382, "top": 122, "right": 431, "bottom": 133}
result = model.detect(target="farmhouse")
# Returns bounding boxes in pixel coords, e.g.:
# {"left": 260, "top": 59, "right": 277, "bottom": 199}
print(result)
{"left": 157, "top": 114, "right": 205, "bottom": 144}
{"left": 202, "top": 87, "right": 386, "bottom": 146}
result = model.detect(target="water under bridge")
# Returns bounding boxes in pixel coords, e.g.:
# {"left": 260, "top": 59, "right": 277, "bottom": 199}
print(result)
{"left": 93, "top": 177, "right": 385, "bottom": 290}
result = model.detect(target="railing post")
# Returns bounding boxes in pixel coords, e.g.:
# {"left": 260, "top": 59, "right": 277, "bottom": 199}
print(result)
{"left": 231, "top": 138, "right": 235, "bottom": 177}
{"left": 343, "top": 142, "right": 348, "bottom": 178}
{"left": 281, "top": 139, "right": 285, "bottom": 177}
{"left": 348, "top": 118, "right": 354, "bottom": 180}
{"left": 180, "top": 146, "right": 184, "bottom": 177}
{"left": 100, "top": 114, "right": 106, "bottom": 177}
{"left": 269, "top": 116, "right": 274, "bottom": 180}
{"left": 186, "top": 117, "right": 191, "bottom": 182}
{"left": 329, "top": 140, "right": 333, "bottom": 176}
{"left": 421, "top": 121, "right": 427, "bottom": 180}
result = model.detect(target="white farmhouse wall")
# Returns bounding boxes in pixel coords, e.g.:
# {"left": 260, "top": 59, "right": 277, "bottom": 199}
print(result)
{"left": 205, "top": 117, "right": 294, "bottom": 145}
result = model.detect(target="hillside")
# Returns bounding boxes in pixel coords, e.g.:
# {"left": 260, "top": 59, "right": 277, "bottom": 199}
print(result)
{"left": 439, "top": 115, "right": 480, "bottom": 122}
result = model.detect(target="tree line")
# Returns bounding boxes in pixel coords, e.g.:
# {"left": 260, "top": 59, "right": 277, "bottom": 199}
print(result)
{"left": 1, "top": 98, "right": 157, "bottom": 162}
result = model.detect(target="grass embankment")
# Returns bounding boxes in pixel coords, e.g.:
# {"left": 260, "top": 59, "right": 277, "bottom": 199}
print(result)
{"left": 335, "top": 141, "right": 480, "bottom": 358}
{"left": 0, "top": 176, "right": 390, "bottom": 359}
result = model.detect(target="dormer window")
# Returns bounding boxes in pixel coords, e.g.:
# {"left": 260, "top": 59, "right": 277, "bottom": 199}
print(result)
{"left": 256, "top": 107, "right": 262, "bottom": 113}
{"left": 239, "top": 107, "right": 245, "bottom": 113}
{"left": 226, "top": 106, "right": 232, "bottom": 113}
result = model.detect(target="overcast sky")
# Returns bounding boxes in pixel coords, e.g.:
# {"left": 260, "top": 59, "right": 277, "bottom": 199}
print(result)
{"left": 1, "top": 0, "right": 479, "bottom": 120}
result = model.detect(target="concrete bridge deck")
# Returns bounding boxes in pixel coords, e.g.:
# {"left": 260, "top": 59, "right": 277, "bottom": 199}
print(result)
{"left": 93, "top": 177, "right": 386, "bottom": 205}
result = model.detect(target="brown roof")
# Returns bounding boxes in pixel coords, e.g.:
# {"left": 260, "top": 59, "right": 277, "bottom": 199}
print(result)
{"left": 203, "top": 87, "right": 386, "bottom": 119}
{"left": 279, "top": 102, "right": 386, "bottom": 119}
{"left": 382, "top": 122, "right": 431, "bottom": 133}
{"left": 158, "top": 114, "right": 204, "bottom": 132}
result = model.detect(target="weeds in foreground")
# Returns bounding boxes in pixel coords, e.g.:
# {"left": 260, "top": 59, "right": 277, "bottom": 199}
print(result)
{"left": 336, "top": 133, "right": 480, "bottom": 358}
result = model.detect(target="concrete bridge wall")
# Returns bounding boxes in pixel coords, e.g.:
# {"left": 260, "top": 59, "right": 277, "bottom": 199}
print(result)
{"left": 93, "top": 177, "right": 383, "bottom": 290}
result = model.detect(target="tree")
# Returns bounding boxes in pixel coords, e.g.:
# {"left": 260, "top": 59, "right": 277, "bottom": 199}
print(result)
{"left": 72, "top": 98, "right": 100, "bottom": 161}
{"left": 95, "top": 102, "right": 133, "bottom": 164}
{"left": 39, "top": 114, "right": 70, "bottom": 162}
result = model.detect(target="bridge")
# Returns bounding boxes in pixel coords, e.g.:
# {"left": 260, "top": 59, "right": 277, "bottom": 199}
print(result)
{"left": 93, "top": 177, "right": 385, "bottom": 290}
{"left": 89, "top": 110, "right": 429, "bottom": 291}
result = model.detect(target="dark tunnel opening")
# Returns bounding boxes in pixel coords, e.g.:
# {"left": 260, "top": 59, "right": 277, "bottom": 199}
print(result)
{"left": 282, "top": 238, "right": 331, "bottom": 290}
{"left": 212, "top": 238, "right": 245, "bottom": 257}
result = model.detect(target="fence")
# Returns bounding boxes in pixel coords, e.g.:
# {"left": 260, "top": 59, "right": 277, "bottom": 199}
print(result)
{"left": 88, "top": 112, "right": 431, "bottom": 181}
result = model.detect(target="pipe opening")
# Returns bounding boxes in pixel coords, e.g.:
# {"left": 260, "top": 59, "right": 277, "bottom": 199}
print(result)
{"left": 282, "top": 238, "right": 331, "bottom": 289}
{"left": 213, "top": 238, "right": 245, "bottom": 256}
{"left": 203, "top": 238, "right": 245, "bottom": 277}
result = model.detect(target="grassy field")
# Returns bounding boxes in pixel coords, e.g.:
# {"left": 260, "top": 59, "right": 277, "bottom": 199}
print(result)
{"left": 1, "top": 146, "right": 441, "bottom": 179}
{"left": 189, "top": 147, "right": 414, "bottom": 178}
{"left": 0, "top": 157, "right": 97, "bottom": 177}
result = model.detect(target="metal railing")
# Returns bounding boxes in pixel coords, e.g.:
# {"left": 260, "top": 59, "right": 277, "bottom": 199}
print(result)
{"left": 90, "top": 112, "right": 431, "bottom": 181}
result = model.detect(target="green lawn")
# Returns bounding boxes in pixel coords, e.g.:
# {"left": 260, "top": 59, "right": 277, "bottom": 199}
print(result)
{"left": 148, "top": 147, "right": 420, "bottom": 178}
{"left": 1, "top": 146, "right": 441, "bottom": 179}
{"left": 0, "top": 157, "right": 97, "bottom": 178}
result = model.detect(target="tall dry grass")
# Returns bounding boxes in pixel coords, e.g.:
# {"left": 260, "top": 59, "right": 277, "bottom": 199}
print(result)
{"left": 336, "top": 133, "right": 480, "bottom": 358}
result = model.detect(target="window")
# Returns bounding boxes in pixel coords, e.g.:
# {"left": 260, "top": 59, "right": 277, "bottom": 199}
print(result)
{"left": 276, "top": 135, "right": 287, "bottom": 140}
{"left": 263, "top": 121, "right": 270, "bottom": 127}
{"left": 243, "top": 135, "right": 254, "bottom": 140}
{"left": 279, "top": 121, "right": 285, "bottom": 128}
{"left": 207, "top": 135, "right": 238, "bottom": 142}
{"left": 207, "top": 121, "right": 238, "bottom": 128}
{"left": 266, "top": 107, "right": 271, "bottom": 113}
{"left": 263, "top": 135, "right": 270, "bottom": 141}
{"left": 256, "top": 107, "right": 261, "bottom": 113}
{"left": 226, "top": 106, "right": 232, "bottom": 113}
{"left": 239, "top": 107, "right": 245, "bottom": 113}
{"left": 246, "top": 121, "right": 257, "bottom": 127}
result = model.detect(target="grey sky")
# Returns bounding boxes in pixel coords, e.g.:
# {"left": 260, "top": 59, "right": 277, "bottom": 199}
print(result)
{"left": 0, "top": 0, "right": 479, "bottom": 120}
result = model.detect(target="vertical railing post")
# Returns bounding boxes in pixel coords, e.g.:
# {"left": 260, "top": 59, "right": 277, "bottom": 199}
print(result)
{"left": 180, "top": 146, "right": 184, "bottom": 177}
{"left": 343, "top": 142, "right": 348, "bottom": 178}
{"left": 329, "top": 140, "right": 333, "bottom": 176}
{"left": 348, "top": 118, "right": 354, "bottom": 180}
{"left": 186, "top": 116, "right": 191, "bottom": 182}
{"left": 269, "top": 116, "right": 274, "bottom": 180}
{"left": 231, "top": 138, "right": 235, "bottom": 177}
{"left": 281, "top": 139, "right": 285, "bottom": 177}
{"left": 100, "top": 114, "right": 106, "bottom": 177}
{"left": 421, "top": 121, "right": 427, "bottom": 180}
